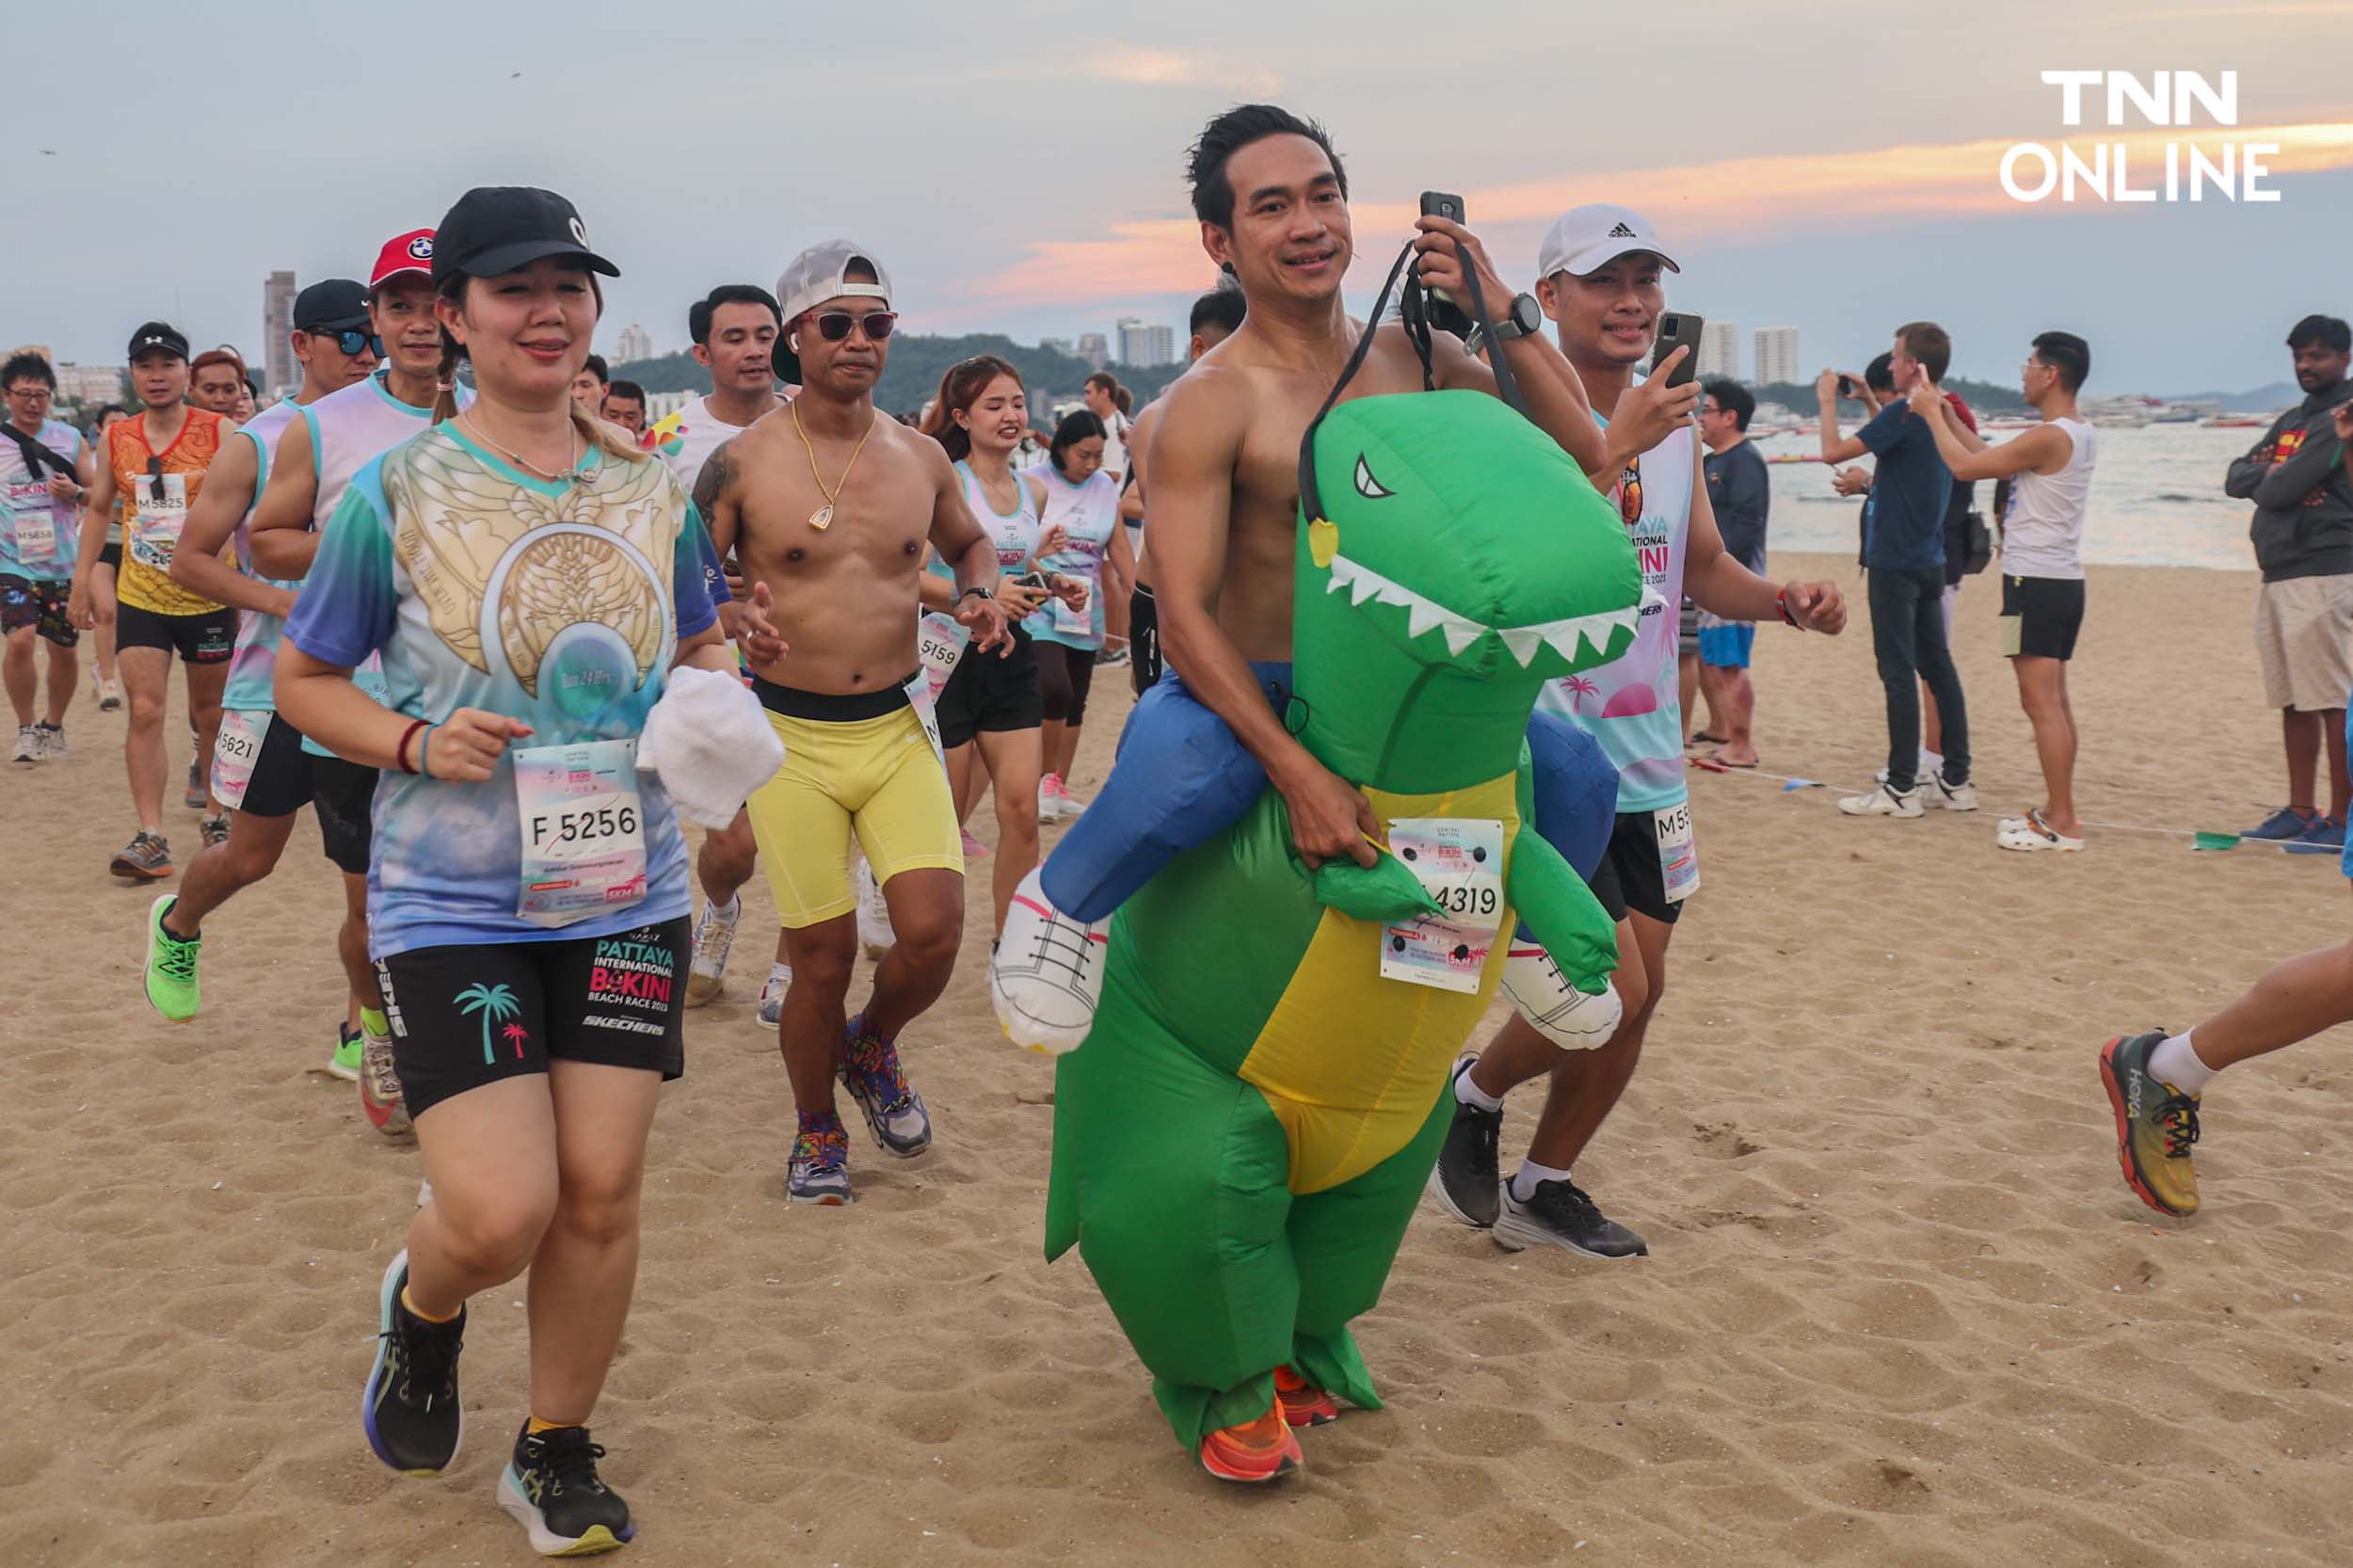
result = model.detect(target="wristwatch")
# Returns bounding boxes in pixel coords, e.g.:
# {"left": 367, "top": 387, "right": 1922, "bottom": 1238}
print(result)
{"left": 1465, "top": 293, "right": 1544, "bottom": 356}
{"left": 957, "top": 585, "right": 994, "bottom": 603}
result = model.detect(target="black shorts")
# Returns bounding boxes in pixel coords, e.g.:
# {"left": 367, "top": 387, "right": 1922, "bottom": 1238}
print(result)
{"left": 934, "top": 630, "right": 1041, "bottom": 750}
{"left": 1586, "top": 809, "right": 1687, "bottom": 927}
{"left": 1129, "top": 583, "right": 1161, "bottom": 697}
{"left": 233, "top": 711, "right": 377, "bottom": 873}
{"left": 0, "top": 576, "right": 77, "bottom": 648}
{"left": 2001, "top": 574, "right": 2085, "bottom": 662}
{"left": 98, "top": 542, "right": 121, "bottom": 570}
{"left": 116, "top": 599, "right": 235, "bottom": 664}
{"left": 372, "top": 915, "right": 689, "bottom": 1120}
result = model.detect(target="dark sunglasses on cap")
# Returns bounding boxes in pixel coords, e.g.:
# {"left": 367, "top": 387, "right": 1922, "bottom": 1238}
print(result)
{"left": 808, "top": 310, "right": 897, "bottom": 344}
{"left": 302, "top": 328, "right": 384, "bottom": 359}
{"left": 145, "top": 456, "right": 167, "bottom": 504}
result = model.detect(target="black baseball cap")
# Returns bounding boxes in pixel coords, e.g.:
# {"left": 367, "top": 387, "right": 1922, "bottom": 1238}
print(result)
{"left": 126, "top": 322, "right": 189, "bottom": 362}
{"left": 430, "top": 186, "right": 619, "bottom": 286}
{"left": 292, "top": 279, "right": 371, "bottom": 333}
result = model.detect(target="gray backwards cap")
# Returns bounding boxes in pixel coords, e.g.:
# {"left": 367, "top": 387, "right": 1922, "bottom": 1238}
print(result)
{"left": 773, "top": 240, "right": 892, "bottom": 383}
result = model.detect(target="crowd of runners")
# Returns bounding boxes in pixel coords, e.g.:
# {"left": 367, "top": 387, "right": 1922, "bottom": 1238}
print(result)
{"left": 4, "top": 99, "right": 2344, "bottom": 1550}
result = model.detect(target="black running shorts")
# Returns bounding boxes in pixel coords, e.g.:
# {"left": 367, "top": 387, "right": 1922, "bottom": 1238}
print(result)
{"left": 2000, "top": 574, "right": 2086, "bottom": 662}
{"left": 372, "top": 916, "right": 689, "bottom": 1120}
{"left": 234, "top": 711, "right": 377, "bottom": 873}
{"left": 116, "top": 599, "right": 234, "bottom": 664}
{"left": 933, "top": 629, "right": 1042, "bottom": 750}
{"left": 1586, "top": 810, "right": 1686, "bottom": 928}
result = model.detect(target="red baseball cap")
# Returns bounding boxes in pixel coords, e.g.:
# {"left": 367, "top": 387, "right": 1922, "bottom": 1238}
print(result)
{"left": 370, "top": 229, "right": 437, "bottom": 290}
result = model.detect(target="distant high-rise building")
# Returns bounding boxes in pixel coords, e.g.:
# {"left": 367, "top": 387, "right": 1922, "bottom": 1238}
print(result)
{"left": 1697, "top": 320, "right": 1739, "bottom": 381}
{"left": 263, "top": 271, "right": 297, "bottom": 395}
{"left": 1116, "top": 317, "right": 1176, "bottom": 367}
{"left": 1753, "top": 326, "right": 1800, "bottom": 388}
{"left": 615, "top": 323, "right": 653, "bottom": 364}
{"left": 1074, "top": 333, "right": 1110, "bottom": 371}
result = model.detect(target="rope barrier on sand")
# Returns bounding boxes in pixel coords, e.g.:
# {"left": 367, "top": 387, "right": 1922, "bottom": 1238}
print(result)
{"left": 1690, "top": 753, "right": 2336, "bottom": 857}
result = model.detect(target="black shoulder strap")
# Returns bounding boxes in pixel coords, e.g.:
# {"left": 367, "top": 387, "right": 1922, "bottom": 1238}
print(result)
{"left": 0, "top": 421, "right": 74, "bottom": 480}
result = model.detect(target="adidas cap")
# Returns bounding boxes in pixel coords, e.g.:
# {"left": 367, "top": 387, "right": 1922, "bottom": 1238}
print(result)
{"left": 1535, "top": 204, "right": 1681, "bottom": 281}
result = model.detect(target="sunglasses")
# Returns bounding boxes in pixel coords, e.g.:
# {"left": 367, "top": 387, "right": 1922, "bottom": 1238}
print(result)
{"left": 146, "top": 456, "right": 167, "bottom": 504}
{"left": 303, "top": 328, "right": 383, "bottom": 358}
{"left": 808, "top": 311, "right": 897, "bottom": 344}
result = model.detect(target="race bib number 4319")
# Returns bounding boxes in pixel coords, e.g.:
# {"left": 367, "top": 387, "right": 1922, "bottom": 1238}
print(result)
{"left": 1380, "top": 817, "right": 1506, "bottom": 994}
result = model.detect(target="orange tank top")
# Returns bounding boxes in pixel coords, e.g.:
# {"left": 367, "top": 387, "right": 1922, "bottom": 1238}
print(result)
{"left": 111, "top": 408, "right": 228, "bottom": 616}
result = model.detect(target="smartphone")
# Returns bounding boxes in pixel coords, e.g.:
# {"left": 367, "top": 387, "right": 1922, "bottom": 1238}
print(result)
{"left": 1836, "top": 374, "right": 1855, "bottom": 398}
{"left": 1649, "top": 312, "right": 1704, "bottom": 388}
{"left": 1417, "top": 191, "right": 1474, "bottom": 340}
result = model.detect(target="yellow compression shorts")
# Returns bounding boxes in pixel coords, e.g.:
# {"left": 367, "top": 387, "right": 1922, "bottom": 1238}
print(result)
{"left": 744, "top": 686, "right": 964, "bottom": 930}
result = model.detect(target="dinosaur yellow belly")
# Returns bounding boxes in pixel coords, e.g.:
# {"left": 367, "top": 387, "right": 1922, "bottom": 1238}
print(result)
{"left": 1237, "top": 774, "right": 1521, "bottom": 1194}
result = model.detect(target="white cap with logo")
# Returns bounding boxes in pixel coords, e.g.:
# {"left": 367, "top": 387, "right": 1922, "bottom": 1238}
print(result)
{"left": 1535, "top": 204, "right": 1681, "bottom": 281}
{"left": 774, "top": 239, "right": 893, "bottom": 382}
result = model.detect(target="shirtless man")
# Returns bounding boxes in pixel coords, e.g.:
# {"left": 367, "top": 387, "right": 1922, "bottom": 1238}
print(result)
{"left": 693, "top": 240, "right": 1012, "bottom": 1206}
{"left": 993, "top": 103, "right": 1614, "bottom": 1046}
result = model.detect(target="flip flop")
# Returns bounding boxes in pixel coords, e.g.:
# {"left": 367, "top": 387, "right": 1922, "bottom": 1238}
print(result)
{"left": 1703, "top": 751, "right": 1758, "bottom": 770}
{"left": 1688, "top": 730, "right": 1727, "bottom": 747}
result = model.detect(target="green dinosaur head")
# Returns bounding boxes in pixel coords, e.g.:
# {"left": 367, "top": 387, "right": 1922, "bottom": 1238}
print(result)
{"left": 1292, "top": 389, "right": 1644, "bottom": 789}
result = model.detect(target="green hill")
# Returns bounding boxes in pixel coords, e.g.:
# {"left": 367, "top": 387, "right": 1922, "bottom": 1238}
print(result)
{"left": 614, "top": 334, "right": 1188, "bottom": 423}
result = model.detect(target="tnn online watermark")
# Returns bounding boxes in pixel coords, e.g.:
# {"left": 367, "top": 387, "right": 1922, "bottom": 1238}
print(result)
{"left": 2002, "top": 72, "right": 2280, "bottom": 203}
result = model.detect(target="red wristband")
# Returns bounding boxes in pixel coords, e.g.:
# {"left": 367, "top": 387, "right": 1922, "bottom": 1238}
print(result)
{"left": 396, "top": 718, "right": 429, "bottom": 775}
{"left": 1777, "top": 588, "right": 1801, "bottom": 630}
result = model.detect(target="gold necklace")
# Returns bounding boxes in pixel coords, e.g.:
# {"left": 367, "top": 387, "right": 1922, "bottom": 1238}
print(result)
{"left": 791, "top": 401, "right": 877, "bottom": 530}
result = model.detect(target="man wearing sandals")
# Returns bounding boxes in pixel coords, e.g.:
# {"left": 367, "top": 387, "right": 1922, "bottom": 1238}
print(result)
{"left": 1911, "top": 331, "right": 2097, "bottom": 852}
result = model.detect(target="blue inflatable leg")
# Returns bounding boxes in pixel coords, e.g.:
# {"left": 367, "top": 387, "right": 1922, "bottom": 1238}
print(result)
{"left": 1517, "top": 709, "right": 1620, "bottom": 939}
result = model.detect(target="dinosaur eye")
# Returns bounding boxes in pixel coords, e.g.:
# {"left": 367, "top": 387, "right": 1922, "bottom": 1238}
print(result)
{"left": 1353, "top": 455, "right": 1393, "bottom": 499}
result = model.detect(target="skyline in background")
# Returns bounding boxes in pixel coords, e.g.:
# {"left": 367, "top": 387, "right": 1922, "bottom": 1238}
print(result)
{"left": 7, "top": 0, "right": 2350, "bottom": 396}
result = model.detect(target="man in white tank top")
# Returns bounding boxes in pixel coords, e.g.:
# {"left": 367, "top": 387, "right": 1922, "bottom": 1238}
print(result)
{"left": 1912, "top": 331, "right": 2097, "bottom": 852}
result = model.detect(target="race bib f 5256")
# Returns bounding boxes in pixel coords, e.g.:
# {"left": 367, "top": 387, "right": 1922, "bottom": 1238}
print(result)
{"left": 515, "top": 738, "right": 648, "bottom": 928}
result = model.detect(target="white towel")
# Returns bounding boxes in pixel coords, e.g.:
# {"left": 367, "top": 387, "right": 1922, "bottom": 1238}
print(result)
{"left": 634, "top": 665, "right": 784, "bottom": 829}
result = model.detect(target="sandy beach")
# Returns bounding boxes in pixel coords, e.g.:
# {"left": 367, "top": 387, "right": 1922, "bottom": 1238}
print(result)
{"left": 7, "top": 550, "right": 2350, "bottom": 1568}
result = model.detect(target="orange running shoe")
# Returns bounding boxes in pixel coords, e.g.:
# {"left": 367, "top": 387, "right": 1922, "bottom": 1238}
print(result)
{"left": 1273, "top": 1365, "right": 1340, "bottom": 1428}
{"left": 1197, "top": 1407, "right": 1303, "bottom": 1483}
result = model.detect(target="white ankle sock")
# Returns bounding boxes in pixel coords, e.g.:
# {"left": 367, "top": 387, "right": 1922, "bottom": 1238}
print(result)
{"left": 2147, "top": 1031, "right": 2217, "bottom": 1095}
{"left": 1510, "top": 1160, "right": 1573, "bottom": 1203}
{"left": 1454, "top": 1066, "right": 1504, "bottom": 1112}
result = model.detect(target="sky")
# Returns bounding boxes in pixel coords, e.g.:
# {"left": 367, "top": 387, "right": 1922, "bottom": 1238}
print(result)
{"left": 8, "top": 0, "right": 2351, "bottom": 396}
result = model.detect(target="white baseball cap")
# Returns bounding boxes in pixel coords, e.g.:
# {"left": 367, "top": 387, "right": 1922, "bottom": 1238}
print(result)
{"left": 773, "top": 239, "right": 894, "bottom": 381}
{"left": 1535, "top": 204, "right": 1681, "bottom": 281}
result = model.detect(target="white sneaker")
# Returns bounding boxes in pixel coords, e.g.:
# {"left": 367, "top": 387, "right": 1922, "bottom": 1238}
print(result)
{"left": 36, "top": 724, "right": 67, "bottom": 760}
{"left": 1053, "top": 777, "right": 1089, "bottom": 817}
{"left": 98, "top": 676, "right": 123, "bottom": 712}
{"left": 1839, "top": 783, "right": 1923, "bottom": 818}
{"left": 11, "top": 726, "right": 40, "bottom": 764}
{"left": 1036, "top": 775, "right": 1063, "bottom": 824}
{"left": 989, "top": 866, "right": 1107, "bottom": 1054}
{"left": 685, "top": 894, "right": 740, "bottom": 1006}
{"left": 1929, "top": 771, "right": 1977, "bottom": 811}
{"left": 756, "top": 961, "right": 792, "bottom": 1026}
{"left": 1498, "top": 944, "right": 1622, "bottom": 1049}
{"left": 854, "top": 855, "right": 894, "bottom": 961}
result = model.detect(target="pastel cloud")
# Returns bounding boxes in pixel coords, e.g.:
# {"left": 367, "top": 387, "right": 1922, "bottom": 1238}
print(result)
{"left": 1079, "top": 47, "right": 1282, "bottom": 97}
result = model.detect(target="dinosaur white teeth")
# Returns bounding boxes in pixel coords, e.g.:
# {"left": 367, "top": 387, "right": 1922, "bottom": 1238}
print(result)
{"left": 1441, "top": 620, "right": 1483, "bottom": 656}
{"left": 1499, "top": 627, "right": 1546, "bottom": 666}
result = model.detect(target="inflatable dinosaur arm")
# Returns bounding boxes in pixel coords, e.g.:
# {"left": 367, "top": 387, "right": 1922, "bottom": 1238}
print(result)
{"left": 1504, "top": 826, "right": 1617, "bottom": 995}
{"left": 1307, "top": 839, "right": 1439, "bottom": 923}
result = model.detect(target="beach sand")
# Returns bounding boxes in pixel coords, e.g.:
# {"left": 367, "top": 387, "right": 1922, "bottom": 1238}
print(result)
{"left": 7, "top": 552, "right": 2351, "bottom": 1568}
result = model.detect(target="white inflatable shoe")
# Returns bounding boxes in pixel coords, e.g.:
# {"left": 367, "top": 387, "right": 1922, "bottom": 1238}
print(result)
{"left": 990, "top": 867, "right": 1108, "bottom": 1054}
{"left": 1498, "top": 942, "right": 1623, "bottom": 1049}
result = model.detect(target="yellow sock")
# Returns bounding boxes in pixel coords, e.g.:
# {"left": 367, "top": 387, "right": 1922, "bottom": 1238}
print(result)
{"left": 399, "top": 1284, "right": 461, "bottom": 1324}
{"left": 526, "top": 1416, "right": 569, "bottom": 1435}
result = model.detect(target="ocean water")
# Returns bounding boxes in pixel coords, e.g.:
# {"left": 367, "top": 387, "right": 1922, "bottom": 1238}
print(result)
{"left": 1750, "top": 424, "right": 2286, "bottom": 571}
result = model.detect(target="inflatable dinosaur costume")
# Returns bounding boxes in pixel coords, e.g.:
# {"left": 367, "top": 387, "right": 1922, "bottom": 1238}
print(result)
{"left": 1044, "top": 373, "right": 1645, "bottom": 1454}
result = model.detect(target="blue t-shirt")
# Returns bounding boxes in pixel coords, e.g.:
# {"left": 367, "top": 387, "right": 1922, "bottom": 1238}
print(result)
{"left": 284, "top": 424, "right": 722, "bottom": 957}
{"left": 1856, "top": 403, "right": 1952, "bottom": 573}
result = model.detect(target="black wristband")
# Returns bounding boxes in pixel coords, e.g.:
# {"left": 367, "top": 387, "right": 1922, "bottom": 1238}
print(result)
{"left": 958, "top": 585, "right": 993, "bottom": 603}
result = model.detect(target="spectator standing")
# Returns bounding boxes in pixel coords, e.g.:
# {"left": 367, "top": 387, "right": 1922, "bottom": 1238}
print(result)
{"left": 1696, "top": 378, "right": 1769, "bottom": 767}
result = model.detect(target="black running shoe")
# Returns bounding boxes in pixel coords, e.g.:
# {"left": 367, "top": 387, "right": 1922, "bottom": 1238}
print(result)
{"left": 499, "top": 1422, "right": 634, "bottom": 1555}
{"left": 1493, "top": 1176, "right": 1649, "bottom": 1258}
{"left": 362, "top": 1250, "right": 466, "bottom": 1474}
{"left": 1426, "top": 1055, "right": 1502, "bottom": 1228}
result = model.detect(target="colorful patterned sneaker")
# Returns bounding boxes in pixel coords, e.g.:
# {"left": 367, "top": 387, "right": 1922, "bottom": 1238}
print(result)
{"left": 1197, "top": 1407, "right": 1303, "bottom": 1483}
{"left": 109, "top": 831, "right": 173, "bottom": 881}
{"left": 142, "top": 894, "right": 202, "bottom": 1022}
{"left": 787, "top": 1117, "right": 854, "bottom": 1205}
{"left": 2099, "top": 1031, "right": 2201, "bottom": 1216}
{"left": 199, "top": 813, "right": 231, "bottom": 849}
{"left": 840, "top": 1015, "right": 932, "bottom": 1157}
{"left": 2243, "top": 806, "right": 2316, "bottom": 841}
{"left": 34, "top": 722, "right": 66, "bottom": 760}
{"left": 755, "top": 962, "right": 792, "bottom": 1027}
{"left": 362, "top": 1250, "right": 466, "bottom": 1476}
{"left": 498, "top": 1422, "right": 634, "bottom": 1556}
{"left": 360, "top": 1029, "right": 414, "bottom": 1138}
{"left": 12, "top": 724, "right": 41, "bottom": 763}
{"left": 328, "top": 1023, "right": 363, "bottom": 1082}
{"left": 684, "top": 894, "right": 740, "bottom": 1007}
{"left": 1273, "top": 1366, "right": 1341, "bottom": 1429}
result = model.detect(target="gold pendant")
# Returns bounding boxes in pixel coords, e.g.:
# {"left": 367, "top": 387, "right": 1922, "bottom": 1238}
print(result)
{"left": 808, "top": 504, "right": 834, "bottom": 531}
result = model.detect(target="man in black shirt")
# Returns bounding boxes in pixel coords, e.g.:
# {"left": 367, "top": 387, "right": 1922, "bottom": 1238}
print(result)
{"left": 1697, "top": 380, "right": 1769, "bottom": 766}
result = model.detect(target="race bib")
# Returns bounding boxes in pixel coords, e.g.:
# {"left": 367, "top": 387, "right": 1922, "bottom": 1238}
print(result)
{"left": 1655, "top": 802, "right": 1699, "bottom": 904}
{"left": 917, "top": 609, "right": 968, "bottom": 706}
{"left": 515, "top": 738, "right": 648, "bottom": 928}
{"left": 904, "top": 668, "right": 945, "bottom": 768}
{"left": 6, "top": 481, "right": 56, "bottom": 563}
{"left": 210, "top": 710, "right": 271, "bottom": 810}
{"left": 1380, "top": 817, "right": 1506, "bottom": 994}
{"left": 129, "top": 472, "right": 189, "bottom": 570}
{"left": 1048, "top": 579, "right": 1092, "bottom": 638}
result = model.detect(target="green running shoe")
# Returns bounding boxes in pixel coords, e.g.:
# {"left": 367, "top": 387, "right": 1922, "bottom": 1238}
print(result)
{"left": 143, "top": 895, "right": 201, "bottom": 1023}
{"left": 328, "top": 1023, "right": 363, "bottom": 1082}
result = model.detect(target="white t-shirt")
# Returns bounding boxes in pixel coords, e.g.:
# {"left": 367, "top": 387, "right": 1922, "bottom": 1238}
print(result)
{"left": 657, "top": 394, "right": 765, "bottom": 495}
{"left": 1098, "top": 409, "right": 1131, "bottom": 481}
{"left": 2000, "top": 416, "right": 2096, "bottom": 581}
